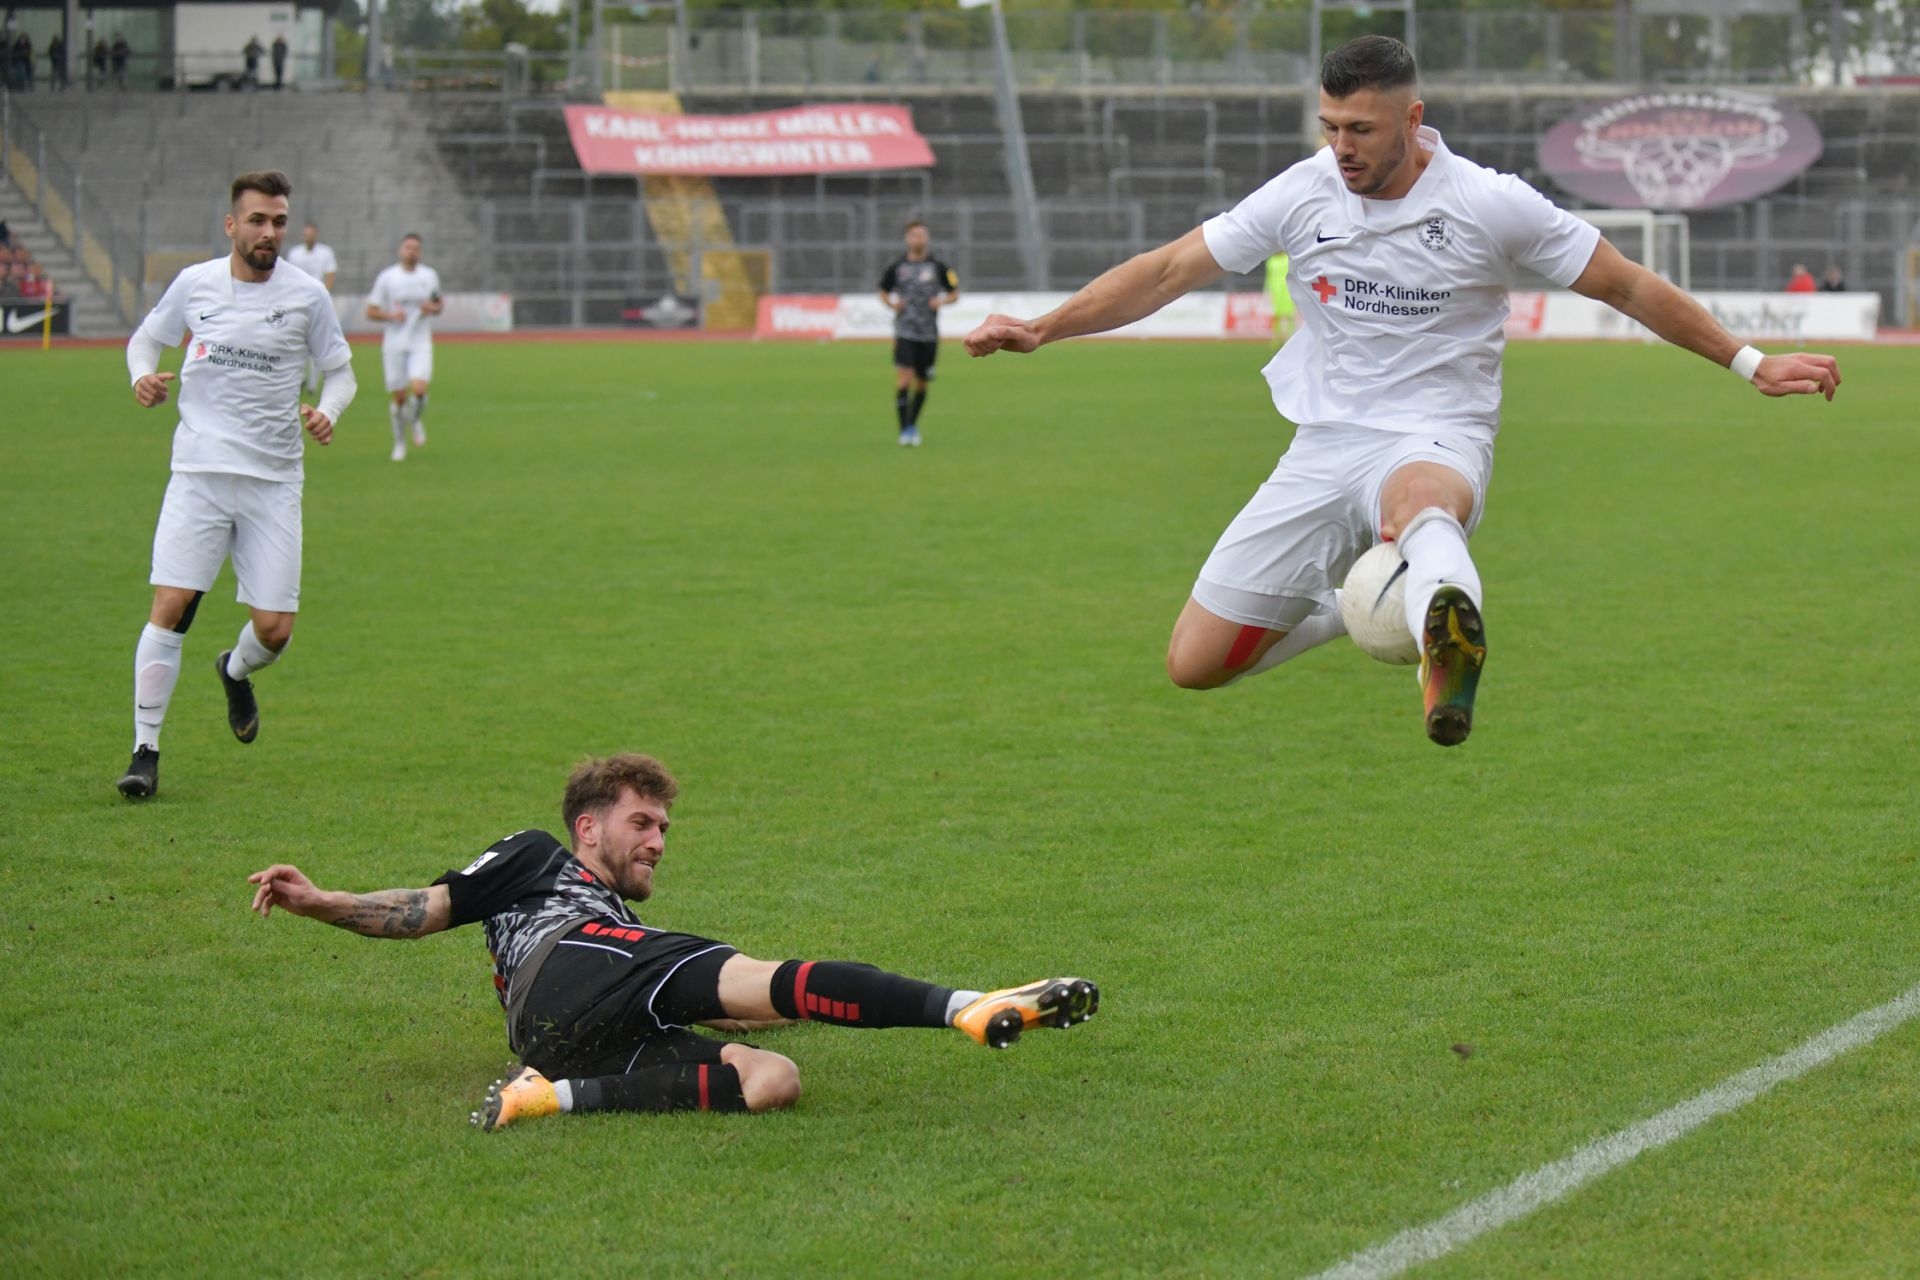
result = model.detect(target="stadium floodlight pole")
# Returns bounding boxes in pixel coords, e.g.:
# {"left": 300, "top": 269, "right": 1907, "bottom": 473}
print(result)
{"left": 963, "top": 0, "right": 1047, "bottom": 289}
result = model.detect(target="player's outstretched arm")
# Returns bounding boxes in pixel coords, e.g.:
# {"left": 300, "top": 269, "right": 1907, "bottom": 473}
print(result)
{"left": 1571, "top": 238, "right": 1841, "bottom": 401}
{"left": 965, "top": 226, "right": 1225, "bottom": 357}
{"left": 248, "top": 864, "right": 452, "bottom": 939}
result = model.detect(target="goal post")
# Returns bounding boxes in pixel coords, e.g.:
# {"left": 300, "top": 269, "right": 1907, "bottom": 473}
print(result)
{"left": 1574, "top": 209, "right": 1691, "bottom": 288}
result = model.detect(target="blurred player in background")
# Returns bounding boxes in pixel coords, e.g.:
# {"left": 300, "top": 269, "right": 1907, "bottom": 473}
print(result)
{"left": 118, "top": 170, "right": 357, "bottom": 799}
{"left": 283, "top": 222, "right": 338, "bottom": 394}
{"left": 966, "top": 36, "right": 1841, "bottom": 747}
{"left": 1265, "top": 251, "right": 1296, "bottom": 342}
{"left": 878, "top": 221, "right": 958, "bottom": 446}
{"left": 366, "top": 233, "right": 442, "bottom": 462}
{"left": 247, "top": 753, "right": 1099, "bottom": 1129}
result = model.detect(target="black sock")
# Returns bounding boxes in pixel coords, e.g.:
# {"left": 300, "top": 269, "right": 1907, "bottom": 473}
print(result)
{"left": 909, "top": 389, "right": 927, "bottom": 425}
{"left": 567, "top": 1062, "right": 747, "bottom": 1114}
{"left": 769, "top": 960, "right": 953, "bottom": 1028}
{"left": 414, "top": 392, "right": 428, "bottom": 422}
{"left": 895, "top": 390, "right": 910, "bottom": 428}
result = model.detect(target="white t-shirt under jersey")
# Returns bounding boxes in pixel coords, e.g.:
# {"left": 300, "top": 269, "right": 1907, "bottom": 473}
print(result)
{"left": 367, "top": 263, "right": 442, "bottom": 351}
{"left": 283, "top": 241, "right": 338, "bottom": 287}
{"left": 1203, "top": 126, "right": 1600, "bottom": 443}
{"left": 136, "top": 257, "right": 354, "bottom": 483}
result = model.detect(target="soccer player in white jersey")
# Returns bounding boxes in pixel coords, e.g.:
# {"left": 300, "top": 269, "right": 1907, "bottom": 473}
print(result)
{"left": 282, "top": 222, "right": 339, "bottom": 395}
{"left": 366, "top": 233, "right": 443, "bottom": 461}
{"left": 966, "top": 36, "right": 1841, "bottom": 746}
{"left": 118, "top": 171, "right": 358, "bottom": 799}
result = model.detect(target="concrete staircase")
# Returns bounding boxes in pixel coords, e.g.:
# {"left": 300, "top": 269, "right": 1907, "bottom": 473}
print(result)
{"left": 0, "top": 181, "right": 125, "bottom": 336}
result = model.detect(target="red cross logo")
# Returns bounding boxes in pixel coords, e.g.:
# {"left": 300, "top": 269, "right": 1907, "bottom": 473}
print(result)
{"left": 1311, "top": 275, "right": 1338, "bottom": 304}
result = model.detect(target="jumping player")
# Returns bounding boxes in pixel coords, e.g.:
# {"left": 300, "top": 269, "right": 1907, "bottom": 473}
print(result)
{"left": 118, "top": 170, "right": 357, "bottom": 799}
{"left": 366, "top": 233, "right": 442, "bottom": 461}
{"left": 878, "top": 220, "right": 959, "bottom": 446}
{"left": 965, "top": 36, "right": 1840, "bottom": 746}
{"left": 247, "top": 753, "right": 1099, "bottom": 1129}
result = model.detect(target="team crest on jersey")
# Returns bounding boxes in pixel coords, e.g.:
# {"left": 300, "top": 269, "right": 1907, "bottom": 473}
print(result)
{"left": 265, "top": 307, "right": 289, "bottom": 328}
{"left": 1419, "top": 216, "right": 1455, "bottom": 251}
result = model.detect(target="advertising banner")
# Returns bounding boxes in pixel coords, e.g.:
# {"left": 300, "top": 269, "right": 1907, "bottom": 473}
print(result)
{"left": 1539, "top": 91, "right": 1822, "bottom": 210}
{"left": 335, "top": 292, "right": 514, "bottom": 335}
{"left": 623, "top": 293, "right": 702, "bottom": 330}
{"left": 1506, "top": 290, "right": 1880, "bottom": 342}
{"left": 565, "top": 104, "right": 935, "bottom": 176}
{"left": 0, "top": 299, "right": 71, "bottom": 338}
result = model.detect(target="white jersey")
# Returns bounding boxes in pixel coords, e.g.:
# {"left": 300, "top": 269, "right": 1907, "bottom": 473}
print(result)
{"left": 283, "top": 242, "right": 338, "bottom": 288}
{"left": 135, "top": 257, "right": 354, "bottom": 483}
{"left": 1203, "top": 126, "right": 1600, "bottom": 443}
{"left": 368, "top": 263, "right": 442, "bottom": 350}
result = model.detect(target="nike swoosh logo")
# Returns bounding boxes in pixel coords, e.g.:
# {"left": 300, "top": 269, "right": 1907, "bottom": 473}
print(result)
{"left": 1375, "top": 559, "right": 1411, "bottom": 610}
{"left": 137, "top": 703, "right": 162, "bottom": 711}
{"left": 1315, "top": 229, "right": 1348, "bottom": 243}
{"left": 4, "top": 309, "right": 52, "bottom": 333}
{"left": 198, "top": 311, "right": 223, "bottom": 321}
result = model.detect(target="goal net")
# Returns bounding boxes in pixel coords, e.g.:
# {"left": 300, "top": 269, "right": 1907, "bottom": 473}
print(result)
{"left": 1574, "top": 209, "right": 1692, "bottom": 288}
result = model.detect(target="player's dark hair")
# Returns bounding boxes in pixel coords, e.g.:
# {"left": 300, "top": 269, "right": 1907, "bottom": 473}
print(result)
{"left": 230, "top": 170, "right": 293, "bottom": 206}
{"left": 1320, "top": 35, "right": 1418, "bottom": 98}
{"left": 903, "top": 220, "right": 927, "bottom": 234}
{"left": 563, "top": 753, "right": 679, "bottom": 843}
{"left": 401, "top": 232, "right": 423, "bottom": 245}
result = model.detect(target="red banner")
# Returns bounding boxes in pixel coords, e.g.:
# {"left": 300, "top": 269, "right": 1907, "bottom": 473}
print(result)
{"left": 564, "top": 104, "right": 935, "bottom": 176}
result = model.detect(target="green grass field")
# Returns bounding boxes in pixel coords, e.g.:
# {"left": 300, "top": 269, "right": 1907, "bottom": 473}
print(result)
{"left": 2, "top": 336, "right": 1915, "bottom": 1277}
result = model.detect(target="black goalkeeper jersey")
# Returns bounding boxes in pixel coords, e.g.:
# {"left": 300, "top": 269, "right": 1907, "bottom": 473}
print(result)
{"left": 879, "top": 255, "right": 957, "bottom": 342}
{"left": 433, "top": 829, "right": 642, "bottom": 1009}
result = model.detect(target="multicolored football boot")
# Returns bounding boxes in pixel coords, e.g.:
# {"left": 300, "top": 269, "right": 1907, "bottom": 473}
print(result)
{"left": 471, "top": 1064, "right": 561, "bottom": 1133}
{"left": 1420, "top": 585, "right": 1487, "bottom": 747}
{"left": 952, "top": 978, "right": 1100, "bottom": 1050}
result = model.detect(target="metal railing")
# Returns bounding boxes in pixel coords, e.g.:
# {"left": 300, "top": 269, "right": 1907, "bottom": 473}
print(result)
{"left": 0, "top": 90, "right": 147, "bottom": 325}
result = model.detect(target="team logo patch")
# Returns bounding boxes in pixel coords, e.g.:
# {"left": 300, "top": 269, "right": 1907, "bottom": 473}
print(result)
{"left": 1419, "top": 216, "right": 1455, "bottom": 251}
{"left": 194, "top": 341, "right": 208, "bottom": 358}
{"left": 265, "top": 307, "right": 289, "bottom": 328}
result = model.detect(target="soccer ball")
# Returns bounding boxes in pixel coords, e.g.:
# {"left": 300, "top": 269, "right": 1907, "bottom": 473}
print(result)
{"left": 1339, "top": 542, "right": 1420, "bottom": 665}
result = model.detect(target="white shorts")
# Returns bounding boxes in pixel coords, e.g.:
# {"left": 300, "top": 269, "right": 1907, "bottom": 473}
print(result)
{"left": 382, "top": 342, "right": 433, "bottom": 392}
{"left": 1193, "top": 423, "right": 1493, "bottom": 630}
{"left": 149, "top": 471, "right": 304, "bottom": 612}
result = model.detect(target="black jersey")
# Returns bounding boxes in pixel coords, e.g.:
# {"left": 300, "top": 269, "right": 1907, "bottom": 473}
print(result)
{"left": 879, "top": 255, "right": 957, "bottom": 342}
{"left": 433, "top": 829, "right": 642, "bottom": 1008}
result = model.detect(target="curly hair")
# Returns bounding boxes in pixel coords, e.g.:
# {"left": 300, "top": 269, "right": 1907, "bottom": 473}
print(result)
{"left": 562, "top": 753, "right": 679, "bottom": 842}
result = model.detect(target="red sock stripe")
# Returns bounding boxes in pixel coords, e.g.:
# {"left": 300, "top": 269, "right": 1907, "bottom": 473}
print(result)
{"left": 697, "top": 1063, "right": 710, "bottom": 1110}
{"left": 1225, "top": 624, "right": 1267, "bottom": 669}
{"left": 792, "top": 961, "right": 816, "bottom": 1020}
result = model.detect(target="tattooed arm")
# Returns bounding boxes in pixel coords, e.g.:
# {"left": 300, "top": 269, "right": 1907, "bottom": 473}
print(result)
{"left": 247, "top": 864, "right": 452, "bottom": 939}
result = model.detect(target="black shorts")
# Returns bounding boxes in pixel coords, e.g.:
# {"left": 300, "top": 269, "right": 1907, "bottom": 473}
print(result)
{"left": 515, "top": 920, "right": 738, "bottom": 1078}
{"left": 893, "top": 337, "right": 938, "bottom": 378}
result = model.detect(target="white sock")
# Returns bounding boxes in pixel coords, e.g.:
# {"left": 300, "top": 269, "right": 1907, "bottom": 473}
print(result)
{"left": 550, "top": 1079, "right": 574, "bottom": 1112}
{"left": 224, "top": 621, "right": 282, "bottom": 681}
{"left": 944, "top": 989, "right": 984, "bottom": 1025}
{"left": 1229, "top": 599, "right": 1349, "bottom": 682}
{"left": 1398, "top": 508, "right": 1482, "bottom": 641}
{"left": 389, "top": 403, "right": 406, "bottom": 445}
{"left": 134, "top": 623, "right": 185, "bottom": 750}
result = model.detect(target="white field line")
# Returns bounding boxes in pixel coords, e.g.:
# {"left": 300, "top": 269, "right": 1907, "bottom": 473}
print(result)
{"left": 1308, "top": 978, "right": 1920, "bottom": 1280}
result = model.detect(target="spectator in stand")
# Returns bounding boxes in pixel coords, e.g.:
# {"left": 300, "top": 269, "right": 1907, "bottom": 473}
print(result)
{"left": 91, "top": 36, "right": 107, "bottom": 88}
{"left": 0, "top": 218, "right": 12, "bottom": 248}
{"left": 21, "top": 264, "right": 50, "bottom": 298}
{"left": 1, "top": 10, "right": 14, "bottom": 91}
{"left": 12, "top": 27, "right": 32, "bottom": 90}
{"left": 110, "top": 33, "right": 128, "bottom": 88}
{"left": 1818, "top": 266, "right": 1847, "bottom": 293}
{"left": 48, "top": 31, "right": 66, "bottom": 90}
{"left": 243, "top": 35, "right": 264, "bottom": 88}
{"left": 1785, "top": 263, "right": 1817, "bottom": 293}
{"left": 271, "top": 34, "right": 287, "bottom": 88}
{"left": 1, "top": 264, "right": 22, "bottom": 299}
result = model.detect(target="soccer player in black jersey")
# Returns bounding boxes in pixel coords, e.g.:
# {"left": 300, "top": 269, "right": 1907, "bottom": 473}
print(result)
{"left": 248, "top": 753, "right": 1097, "bottom": 1131}
{"left": 877, "top": 220, "right": 959, "bottom": 446}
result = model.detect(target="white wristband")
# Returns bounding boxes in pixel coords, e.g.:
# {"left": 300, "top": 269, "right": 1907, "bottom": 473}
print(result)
{"left": 1730, "top": 345, "right": 1764, "bottom": 382}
